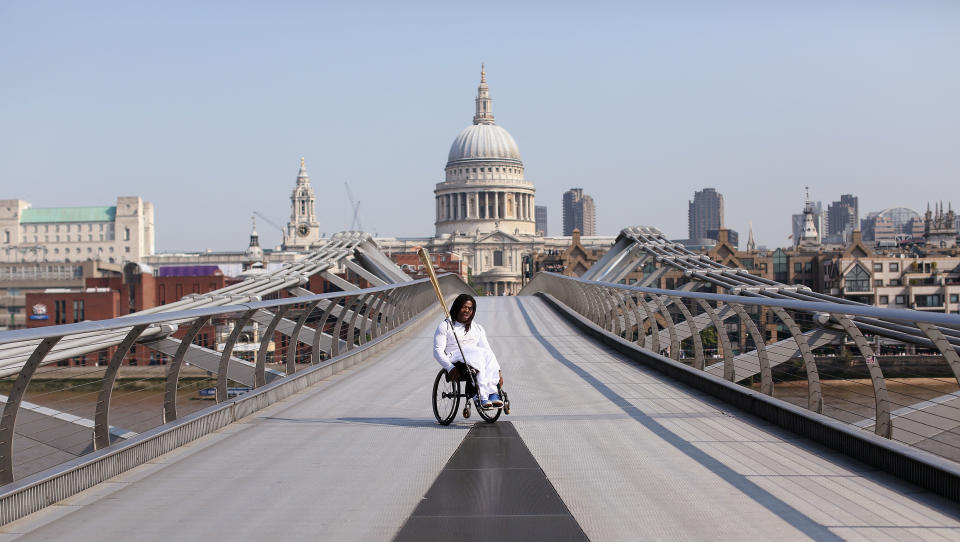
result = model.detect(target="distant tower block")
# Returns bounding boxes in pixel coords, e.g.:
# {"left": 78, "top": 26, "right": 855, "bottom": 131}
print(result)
{"left": 562, "top": 189, "right": 596, "bottom": 236}
{"left": 535, "top": 205, "right": 548, "bottom": 236}
{"left": 688, "top": 188, "right": 724, "bottom": 241}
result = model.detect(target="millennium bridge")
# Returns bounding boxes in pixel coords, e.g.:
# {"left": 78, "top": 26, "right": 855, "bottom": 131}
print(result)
{"left": 1, "top": 228, "right": 959, "bottom": 540}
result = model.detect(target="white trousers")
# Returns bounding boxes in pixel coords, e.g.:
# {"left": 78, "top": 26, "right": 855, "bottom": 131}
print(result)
{"left": 453, "top": 345, "right": 501, "bottom": 400}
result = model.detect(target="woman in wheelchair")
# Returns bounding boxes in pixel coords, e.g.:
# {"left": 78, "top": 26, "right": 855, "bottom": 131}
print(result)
{"left": 433, "top": 293, "right": 504, "bottom": 408}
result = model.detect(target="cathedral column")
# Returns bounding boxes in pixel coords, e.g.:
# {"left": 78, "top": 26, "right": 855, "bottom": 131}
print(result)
{"left": 494, "top": 191, "right": 500, "bottom": 221}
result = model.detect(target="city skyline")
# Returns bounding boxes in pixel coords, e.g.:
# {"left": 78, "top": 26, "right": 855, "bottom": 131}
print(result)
{"left": 1, "top": 2, "right": 958, "bottom": 252}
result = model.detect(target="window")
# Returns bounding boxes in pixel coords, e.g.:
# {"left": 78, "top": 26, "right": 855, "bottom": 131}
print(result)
{"left": 879, "top": 295, "right": 889, "bottom": 304}
{"left": 55, "top": 300, "right": 67, "bottom": 324}
{"left": 844, "top": 264, "right": 871, "bottom": 292}
{"left": 794, "top": 262, "right": 802, "bottom": 273}
{"left": 73, "top": 300, "right": 84, "bottom": 321}
{"left": 889, "top": 279, "right": 901, "bottom": 286}
{"left": 493, "top": 250, "right": 503, "bottom": 266}
{"left": 3, "top": 231, "right": 8, "bottom": 243}
{"left": 773, "top": 249, "right": 787, "bottom": 282}
{"left": 124, "top": 227, "right": 130, "bottom": 241}
{"left": 895, "top": 295, "right": 905, "bottom": 305}
{"left": 804, "top": 262, "right": 812, "bottom": 273}
{"left": 874, "top": 263, "right": 883, "bottom": 272}
{"left": 952, "top": 294, "right": 959, "bottom": 303}
{"left": 875, "top": 280, "right": 882, "bottom": 286}
{"left": 740, "top": 258, "right": 754, "bottom": 269}
{"left": 915, "top": 294, "right": 942, "bottom": 308}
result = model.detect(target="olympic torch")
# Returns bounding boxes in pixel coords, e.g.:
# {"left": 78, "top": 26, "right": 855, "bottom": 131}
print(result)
{"left": 418, "top": 247, "right": 469, "bottom": 370}
{"left": 417, "top": 247, "right": 451, "bottom": 321}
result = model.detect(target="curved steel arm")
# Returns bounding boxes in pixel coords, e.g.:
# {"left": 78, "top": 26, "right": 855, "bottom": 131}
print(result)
{"left": 832, "top": 313, "right": 891, "bottom": 438}
{"left": 95, "top": 324, "right": 150, "bottom": 450}
{"left": 731, "top": 304, "right": 773, "bottom": 396}
{"left": 218, "top": 310, "right": 256, "bottom": 403}
{"left": 0, "top": 336, "right": 61, "bottom": 484}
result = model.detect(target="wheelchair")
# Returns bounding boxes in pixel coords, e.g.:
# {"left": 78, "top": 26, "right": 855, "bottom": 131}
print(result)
{"left": 432, "top": 362, "right": 510, "bottom": 425}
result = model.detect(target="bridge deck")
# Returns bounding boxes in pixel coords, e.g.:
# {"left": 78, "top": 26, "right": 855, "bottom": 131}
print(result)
{"left": 3, "top": 297, "right": 959, "bottom": 540}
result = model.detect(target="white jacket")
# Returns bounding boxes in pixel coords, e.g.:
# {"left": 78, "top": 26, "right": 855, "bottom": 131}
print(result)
{"left": 433, "top": 319, "right": 492, "bottom": 371}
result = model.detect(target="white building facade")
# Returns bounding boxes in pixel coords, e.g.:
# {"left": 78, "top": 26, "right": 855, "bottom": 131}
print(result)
{"left": 0, "top": 196, "right": 155, "bottom": 264}
{"left": 378, "top": 67, "right": 614, "bottom": 295}
{"left": 435, "top": 66, "right": 536, "bottom": 238}
{"left": 284, "top": 158, "right": 322, "bottom": 249}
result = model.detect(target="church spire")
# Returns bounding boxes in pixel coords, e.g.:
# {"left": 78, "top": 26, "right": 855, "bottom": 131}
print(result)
{"left": 297, "top": 157, "right": 309, "bottom": 185}
{"left": 473, "top": 64, "right": 495, "bottom": 125}
{"left": 747, "top": 222, "right": 756, "bottom": 252}
{"left": 249, "top": 216, "right": 260, "bottom": 248}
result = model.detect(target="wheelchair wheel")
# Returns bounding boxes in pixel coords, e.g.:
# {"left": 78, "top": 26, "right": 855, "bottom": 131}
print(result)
{"left": 476, "top": 398, "right": 502, "bottom": 423}
{"left": 432, "top": 369, "right": 460, "bottom": 425}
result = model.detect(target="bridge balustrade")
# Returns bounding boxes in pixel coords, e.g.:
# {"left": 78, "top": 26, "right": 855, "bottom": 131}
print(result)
{"left": 523, "top": 272, "right": 960, "bottom": 464}
{"left": 0, "top": 273, "right": 471, "bottom": 525}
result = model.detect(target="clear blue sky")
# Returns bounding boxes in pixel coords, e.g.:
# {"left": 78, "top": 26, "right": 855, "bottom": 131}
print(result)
{"left": 2, "top": 1, "right": 958, "bottom": 252}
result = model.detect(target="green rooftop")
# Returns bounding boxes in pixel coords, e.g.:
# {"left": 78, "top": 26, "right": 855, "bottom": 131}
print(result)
{"left": 20, "top": 206, "right": 117, "bottom": 224}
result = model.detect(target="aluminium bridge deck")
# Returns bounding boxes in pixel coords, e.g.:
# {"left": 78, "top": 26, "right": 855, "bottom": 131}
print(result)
{"left": 2, "top": 297, "right": 959, "bottom": 541}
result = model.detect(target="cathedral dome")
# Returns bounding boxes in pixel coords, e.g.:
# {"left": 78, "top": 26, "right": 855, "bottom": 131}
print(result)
{"left": 447, "top": 124, "right": 521, "bottom": 164}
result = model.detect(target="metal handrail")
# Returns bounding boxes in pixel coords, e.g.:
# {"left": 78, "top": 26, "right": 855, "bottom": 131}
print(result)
{"left": 0, "top": 273, "right": 469, "bottom": 485}
{"left": 521, "top": 272, "right": 960, "bottom": 456}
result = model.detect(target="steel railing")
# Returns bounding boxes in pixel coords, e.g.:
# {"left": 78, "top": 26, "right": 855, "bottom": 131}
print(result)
{"left": 0, "top": 273, "right": 471, "bottom": 487}
{"left": 522, "top": 272, "right": 960, "bottom": 463}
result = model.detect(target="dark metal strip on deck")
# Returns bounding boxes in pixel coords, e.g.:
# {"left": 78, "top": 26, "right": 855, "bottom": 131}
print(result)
{"left": 394, "top": 421, "right": 588, "bottom": 541}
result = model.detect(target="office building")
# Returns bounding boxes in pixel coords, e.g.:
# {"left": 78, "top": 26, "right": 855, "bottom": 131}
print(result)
{"left": 688, "top": 188, "right": 724, "bottom": 241}
{"left": 535, "top": 205, "right": 548, "bottom": 236}
{"left": 562, "top": 188, "right": 596, "bottom": 236}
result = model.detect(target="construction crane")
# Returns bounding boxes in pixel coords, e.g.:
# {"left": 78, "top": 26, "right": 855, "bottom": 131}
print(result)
{"left": 253, "top": 211, "right": 287, "bottom": 245}
{"left": 344, "top": 182, "right": 364, "bottom": 232}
